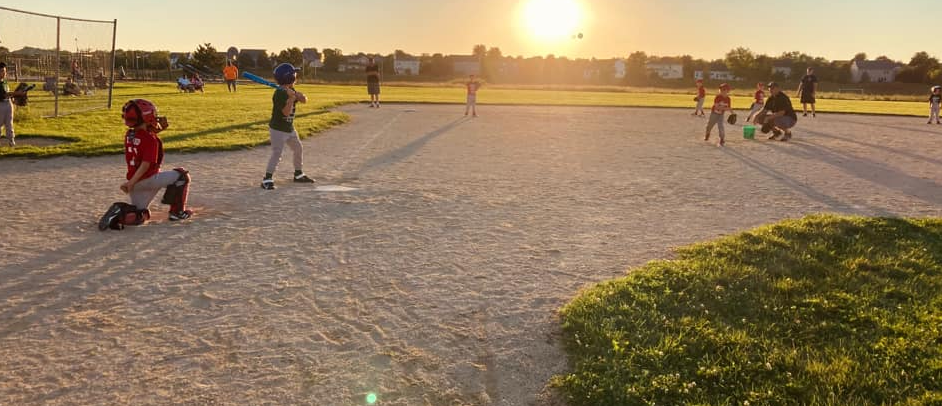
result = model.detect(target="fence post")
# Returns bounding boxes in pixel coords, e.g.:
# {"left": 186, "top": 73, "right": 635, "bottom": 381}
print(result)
{"left": 107, "top": 19, "right": 117, "bottom": 109}
{"left": 54, "top": 17, "right": 61, "bottom": 117}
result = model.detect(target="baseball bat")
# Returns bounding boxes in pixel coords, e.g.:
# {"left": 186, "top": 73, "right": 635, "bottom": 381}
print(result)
{"left": 242, "top": 71, "right": 279, "bottom": 89}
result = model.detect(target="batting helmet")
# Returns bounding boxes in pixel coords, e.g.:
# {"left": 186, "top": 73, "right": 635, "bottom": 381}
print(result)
{"left": 273, "top": 63, "right": 300, "bottom": 85}
{"left": 122, "top": 99, "right": 159, "bottom": 128}
{"left": 932, "top": 85, "right": 941, "bottom": 92}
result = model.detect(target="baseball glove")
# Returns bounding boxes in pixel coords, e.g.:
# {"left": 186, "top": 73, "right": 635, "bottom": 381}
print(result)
{"left": 693, "top": 96, "right": 699, "bottom": 102}
{"left": 727, "top": 113, "right": 738, "bottom": 125}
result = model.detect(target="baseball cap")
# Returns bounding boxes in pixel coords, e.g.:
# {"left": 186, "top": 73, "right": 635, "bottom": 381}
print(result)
{"left": 767, "top": 82, "right": 780, "bottom": 89}
{"left": 719, "top": 83, "right": 731, "bottom": 91}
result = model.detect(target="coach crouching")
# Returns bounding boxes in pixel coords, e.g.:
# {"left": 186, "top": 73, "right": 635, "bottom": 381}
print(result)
{"left": 754, "top": 82, "right": 798, "bottom": 142}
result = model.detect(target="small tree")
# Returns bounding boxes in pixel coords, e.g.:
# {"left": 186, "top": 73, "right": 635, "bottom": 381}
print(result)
{"left": 193, "top": 43, "right": 224, "bottom": 71}
{"left": 277, "top": 47, "right": 304, "bottom": 67}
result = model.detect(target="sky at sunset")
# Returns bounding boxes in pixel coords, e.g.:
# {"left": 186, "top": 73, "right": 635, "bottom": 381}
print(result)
{"left": 1, "top": 0, "right": 937, "bottom": 62}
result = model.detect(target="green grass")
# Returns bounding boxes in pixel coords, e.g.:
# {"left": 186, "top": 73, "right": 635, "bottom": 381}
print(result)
{"left": 3, "top": 82, "right": 932, "bottom": 158}
{"left": 555, "top": 215, "right": 942, "bottom": 406}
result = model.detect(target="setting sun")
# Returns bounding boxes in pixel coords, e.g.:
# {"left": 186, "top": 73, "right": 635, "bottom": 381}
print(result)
{"left": 522, "top": 0, "right": 583, "bottom": 41}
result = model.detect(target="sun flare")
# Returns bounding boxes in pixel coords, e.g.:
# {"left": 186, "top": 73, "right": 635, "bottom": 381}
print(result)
{"left": 522, "top": 0, "right": 582, "bottom": 41}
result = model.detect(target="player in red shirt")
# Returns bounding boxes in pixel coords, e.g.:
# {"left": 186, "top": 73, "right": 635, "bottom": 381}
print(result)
{"left": 692, "top": 79, "right": 706, "bottom": 117}
{"left": 746, "top": 82, "right": 765, "bottom": 123}
{"left": 704, "top": 83, "right": 733, "bottom": 146}
{"left": 98, "top": 99, "right": 193, "bottom": 230}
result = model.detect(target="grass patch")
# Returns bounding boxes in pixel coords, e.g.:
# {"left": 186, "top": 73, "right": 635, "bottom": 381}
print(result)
{"left": 4, "top": 83, "right": 932, "bottom": 158}
{"left": 555, "top": 215, "right": 942, "bottom": 406}
{"left": 4, "top": 83, "right": 351, "bottom": 158}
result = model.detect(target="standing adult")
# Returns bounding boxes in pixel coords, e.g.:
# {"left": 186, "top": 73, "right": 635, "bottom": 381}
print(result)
{"left": 797, "top": 67, "right": 818, "bottom": 117}
{"left": 755, "top": 82, "right": 798, "bottom": 141}
{"left": 223, "top": 60, "right": 239, "bottom": 93}
{"left": 365, "top": 57, "right": 381, "bottom": 108}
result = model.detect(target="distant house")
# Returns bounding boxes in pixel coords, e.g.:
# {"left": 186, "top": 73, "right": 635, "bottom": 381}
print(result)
{"left": 645, "top": 57, "right": 684, "bottom": 79}
{"left": 394, "top": 55, "right": 420, "bottom": 75}
{"left": 302, "top": 48, "right": 322, "bottom": 68}
{"left": 169, "top": 52, "right": 191, "bottom": 69}
{"left": 239, "top": 49, "right": 268, "bottom": 69}
{"left": 851, "top": 60, "right": 902, "bottom": 83}
{"left": 614, "top": 59, "right": 626, "bottom": 79}
{"left": 452, "top": 55, "right": 481, "bottom": 76}
{"left": 772, "top": 60, "right": 793, "bottom": 79}
{"left": 709, "top": 63, "right": 737, "bottom": 81}
{"left": 338, "top": 55, "right": 383, "bottom": 73}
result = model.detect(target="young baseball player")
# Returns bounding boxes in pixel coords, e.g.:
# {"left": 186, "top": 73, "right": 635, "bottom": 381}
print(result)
{"left": 260, "top": 63, "right": 315, "bottom": 190}
{"left": 465, "top": 74, "right": 480, "bottom": 117}
{"left": 929, "top": 86, "right": 941, "bottom": 124}
{"left": 0, "top": 62, "right": 29, "bottom": 147}
{"left": 692, "top": 79, "right": 706, "bottom": 117}
{"left": 704, "top": 83, "right": 733, "bottom": 146}
{"left": 746, "top": 82, "right": 766, "bottom": 123}
{"left": 98, "top": 99, "right": 192, "bottom": 230}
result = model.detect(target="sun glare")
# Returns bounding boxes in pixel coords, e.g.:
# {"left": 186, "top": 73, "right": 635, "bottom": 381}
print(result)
{"left": 522, "top": 0, "right": 582, "bottom": 41}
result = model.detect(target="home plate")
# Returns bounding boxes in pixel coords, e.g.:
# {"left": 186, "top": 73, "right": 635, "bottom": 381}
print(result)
{"left": 315, "top": 185, "right": 359, "bottom": 192}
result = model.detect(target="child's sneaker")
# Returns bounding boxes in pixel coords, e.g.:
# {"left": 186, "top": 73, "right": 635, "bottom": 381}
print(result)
{"left": 169, "top": 210, "right": 193, "bottom": 221}
{"left": 780, "top": 131, "right": 792, "bottom": 142}
{"left": 704, "top": 133, "right": 710, "bottom": 141}
{"left": 293, "top": 173, "right": 315, "bottom": 183}
{"left": 261, "top": 178, "right": 275, "bottom": 190}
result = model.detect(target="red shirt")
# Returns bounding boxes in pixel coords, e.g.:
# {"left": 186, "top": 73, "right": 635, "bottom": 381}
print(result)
{"left": 467, "top": 81, "right": 479, "bottom": 95}
{"left": 125, "top": 128, "right": 163, "bottom": 180}
{"left": 711, "top": 94, "right": 731, "bottom": 114}
{"left": 697, "top": 86, "right": 706, "bottom": 98}
{"left": 754, "top": 90, "right": 766, "bottom": 104}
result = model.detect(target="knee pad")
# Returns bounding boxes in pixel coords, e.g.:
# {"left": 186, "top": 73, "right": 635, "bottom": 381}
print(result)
{"left": 161, "top": 168, "right": 190, "bottom": 212}
{"left": 104, "top": 203, "right": 149, "bottom": 229}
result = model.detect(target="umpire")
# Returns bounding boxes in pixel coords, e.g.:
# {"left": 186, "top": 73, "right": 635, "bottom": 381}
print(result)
{"left": 754, "top": 82, "right": 798, "bottom": 141}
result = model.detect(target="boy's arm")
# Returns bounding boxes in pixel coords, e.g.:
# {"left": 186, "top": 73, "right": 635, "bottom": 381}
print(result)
{"left": 121, "top": 161, "right": 151, "bottom": 193}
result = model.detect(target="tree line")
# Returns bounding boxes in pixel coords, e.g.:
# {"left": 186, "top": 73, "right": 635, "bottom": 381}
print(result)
{"left": 91, "top": 44, "right": 942, "bottom": 86}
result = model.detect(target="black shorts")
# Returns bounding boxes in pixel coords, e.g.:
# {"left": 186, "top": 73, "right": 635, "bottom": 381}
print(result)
{"left": 800, "top": 93, "right": 815, "bottom": 104}
{"left": 367, "top": 82, "right": 380, "bottom": 95}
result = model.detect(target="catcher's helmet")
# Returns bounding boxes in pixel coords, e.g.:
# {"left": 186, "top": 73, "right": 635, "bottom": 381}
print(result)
{"left": 122, "top": 99, "right": 159, "bottom": 128}
{"left": 273, "top": 63, "right": 300, "bottom": 85}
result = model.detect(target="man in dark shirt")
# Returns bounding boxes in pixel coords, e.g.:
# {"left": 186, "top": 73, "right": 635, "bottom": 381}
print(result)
{"left": 756, "top": 82, "right": 798, "bottom": 141}
{"left": 797, "top": 67, "right": 818, "bottom": 117}
{"left": 365, "top": 57, "right": 381, "bottom": 108}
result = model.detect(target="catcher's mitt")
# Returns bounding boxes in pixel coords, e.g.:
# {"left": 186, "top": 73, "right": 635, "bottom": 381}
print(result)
{"left": 727, "top": 113, "right": 738, "bottom": 125}
{"left": 693, "top": 96, "right": 699, "bottom": 102}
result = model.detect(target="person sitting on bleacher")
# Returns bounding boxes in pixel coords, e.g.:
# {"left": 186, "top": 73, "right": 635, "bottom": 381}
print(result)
{"left": 177, "top": 75, "right": 194, "bottom": 93}
{"left": 190, "top": 74, "right": 204, "bottom": 93}
{"left": 63, "top": 77, "right": 82, "bottom": 96}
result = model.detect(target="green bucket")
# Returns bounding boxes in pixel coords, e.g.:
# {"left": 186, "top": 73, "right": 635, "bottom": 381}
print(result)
{"left": 743, "top": 125, "right": 756, "bottom": 139}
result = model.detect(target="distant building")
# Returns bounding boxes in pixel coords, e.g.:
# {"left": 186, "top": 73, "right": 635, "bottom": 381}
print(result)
{"left": 169, "top": 52, "right": 191, "bottom": 69}
{"left": 452, "top": 55, "right": 481, "bottom": 76}
{"left": 338, "top": 55, "right": 383, "bottom": 72}
{"left": 394, "top": 55, "right": 420, "bottom": 75}
{"left": 302, "top": 48, "right": 323, "bottom": 68}
{"left": 772, "top": 60, "right": 793, "bottom": 79}
{"left": 645, "top": 57, "right": 684, "bottom": 79}
{"left": 709, "top": 63, "right": 737, "bottom": 81}
{"left": 614, "top": 59, "right": 626, "bottom": 79}
{"left": 851, "top": 60, "right": 902, "bottom": 83}
{"left": 694, "top": 70, "right": 704, "bottom": 80}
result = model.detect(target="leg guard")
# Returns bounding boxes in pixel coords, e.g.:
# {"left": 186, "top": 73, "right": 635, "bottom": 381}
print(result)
{"left": 99, "top": 202, "right": 149, "bottom": 230}
{"left": 161, "top": 168, "right": 191, "bottom": 213}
